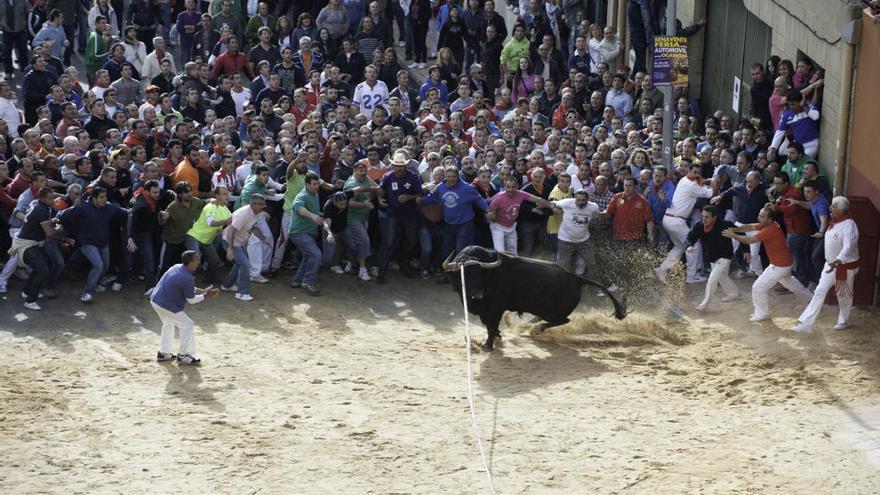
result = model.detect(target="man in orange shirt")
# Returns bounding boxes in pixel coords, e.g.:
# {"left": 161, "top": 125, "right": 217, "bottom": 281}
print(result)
{"left": 172, "top": 144, "right": 202, "bottom": 193}
{"left": 723, "top": 205, "right": 813, "bottom": 322}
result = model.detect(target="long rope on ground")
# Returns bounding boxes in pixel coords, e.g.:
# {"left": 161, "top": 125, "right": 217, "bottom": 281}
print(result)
{"left": 459, "top": 268, "right": 498, "bottom": 495}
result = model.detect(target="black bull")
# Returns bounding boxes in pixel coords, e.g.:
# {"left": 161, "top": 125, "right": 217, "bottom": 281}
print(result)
{"left": 444, "top": 246, "right": 627, "bottom": 351}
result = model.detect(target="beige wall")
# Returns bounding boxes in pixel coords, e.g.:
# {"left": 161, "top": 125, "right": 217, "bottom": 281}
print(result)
{"left": 742, "top": 0, "right": 860, "bottom": 174}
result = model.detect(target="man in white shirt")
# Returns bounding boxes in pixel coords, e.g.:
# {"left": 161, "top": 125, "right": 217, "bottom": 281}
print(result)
{"left": 0, "top": 82, "right": 22, "bottom": 137}
{"left": 656, "top": 162, "right": 714, "bottom": 283}
{"left": 141, "top": 37, "right": 178, "bottom": 82}
{"left": 552, "top": 189, "right": 600, "bottom": 276}
{"left": 352, "top": 64, "right": 388, "bottom": 119}
{"left": 794, "top": 196, "right": 860, "bottom": 332}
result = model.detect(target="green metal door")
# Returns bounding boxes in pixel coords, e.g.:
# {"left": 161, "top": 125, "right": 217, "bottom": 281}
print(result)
{"left": 701, "top": 0, "right": 771, "bottom": 119}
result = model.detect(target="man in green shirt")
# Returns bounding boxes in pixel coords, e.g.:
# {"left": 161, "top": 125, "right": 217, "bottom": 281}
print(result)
{"left": 236, "top": 164, "right": 279, "bottom": 282}
{"left": 160, "top": 182, "right": 206, "bottom": 274}
{"left": 186, "top": 185, "right": 232, "bottom": 284}
{"left": 500, "top": 23, "right": 529, "bottom": 84}
{"left": 288, "top": 173, "right": 324, "bottom": 296}
{"left": 780, "top": 142, "right": 814, "bottom": 188}
{"left": 343, "top": 162, "right": 379, "bottom": 279}
{"left": 276, "top": 156, "right": 333, "bottom": 270}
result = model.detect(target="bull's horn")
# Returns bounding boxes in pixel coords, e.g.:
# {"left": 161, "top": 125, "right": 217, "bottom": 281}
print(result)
{"left": 477, "top": 258, "right": 502, "bottom": 269}
{"left": 442, "top": 251, "right": 460, "bottom": 271}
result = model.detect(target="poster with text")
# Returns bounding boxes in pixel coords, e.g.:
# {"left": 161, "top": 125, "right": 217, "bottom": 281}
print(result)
{"left": 653, "top": 36, "right": 689, "bottom": 87}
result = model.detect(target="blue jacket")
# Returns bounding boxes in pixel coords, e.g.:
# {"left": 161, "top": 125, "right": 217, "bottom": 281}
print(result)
{"left": 421, "top": 179, "right": 489, "bottom": 225}
{"left": 151, "top": 263, "right": 197, "bottom": 313}
{"left": 419, "top": 80, "right": 449, "bottom": 105}
{"left": 58, "top": 198, "right": 127, "bottom": 247}
{"left": 645, "top": 179, "right": 676, "bottom": 224}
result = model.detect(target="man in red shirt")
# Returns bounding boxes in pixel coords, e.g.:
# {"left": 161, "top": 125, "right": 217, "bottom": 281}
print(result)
{"left": 210, "top": 36, "right": 255, "bottom": 80}
{"left": 600, "top": 177, "right": 655, "bottom": 293}
{"left": 723, "top": 205, "right": 813, "bottom": 322}
{"left": 770, "top": 171, "right": 814, "bottom": 285}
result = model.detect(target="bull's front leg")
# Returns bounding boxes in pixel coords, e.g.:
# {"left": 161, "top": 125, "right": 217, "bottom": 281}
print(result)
{"left": 478, "top": 311, "right": 504, "bottom": 351}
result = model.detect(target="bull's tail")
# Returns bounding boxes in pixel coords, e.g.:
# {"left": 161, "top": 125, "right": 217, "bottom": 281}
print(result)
{"left": 577, "top": 276, "right": 628, "bottom": 320}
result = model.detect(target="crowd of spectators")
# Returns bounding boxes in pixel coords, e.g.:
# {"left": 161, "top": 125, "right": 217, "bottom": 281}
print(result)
{"left": 0, "top": 0, "right": 845, "bottom": 326}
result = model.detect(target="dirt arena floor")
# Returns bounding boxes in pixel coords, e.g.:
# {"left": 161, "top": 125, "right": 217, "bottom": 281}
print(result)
{"left": 1, "top": 269, "right": 879, "bottom": 494}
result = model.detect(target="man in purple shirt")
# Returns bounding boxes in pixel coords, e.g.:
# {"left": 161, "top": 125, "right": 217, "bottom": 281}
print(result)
{"left": 376, "top": 150, "right": 423, "bottom": 284}
{"left": 151, "top": 250, "right": 218, "bottom": 365}
{"left": 175, "top": 0, "right": 202, "bottom": 63}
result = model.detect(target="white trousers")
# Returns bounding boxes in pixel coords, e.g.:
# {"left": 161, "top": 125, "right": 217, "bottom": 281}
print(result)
{"left": 272, "top": 210, "right": 291, "bottom": 269}
{"left": 247, "top": 215, "right": 273, "bottom": 277}
{"left": 751, "top": 264, "right": 813, "bottom": 319}
{"left": 733, "top": 221, "right": 763, "bottom": 275}
{"left": 798, "top": 263, "right": 858, "bottom": 328}
{"left": 659, "top": 216, "right": 701, "bottom": 279}
{"left": 700, "top": 258, "right": 739, "bottom": 308}
{"left": 152, "top": 301, "right": 195, "bottom": 356}
{"left": 0, "top": 227, "right": 21, "bottom": 286}
{"left": 490, "top": 222, "right": 518, "bottom": 255}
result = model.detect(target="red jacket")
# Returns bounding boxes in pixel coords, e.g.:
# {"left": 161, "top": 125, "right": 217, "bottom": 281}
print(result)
{"left": 774, "top": 184, "right": 814, "bottom": 235}
{"left": 211, "top": 51, "right": 255, "bottom": 80}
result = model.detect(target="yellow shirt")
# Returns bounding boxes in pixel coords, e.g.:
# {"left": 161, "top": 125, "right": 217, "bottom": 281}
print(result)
{"left": 547, "top": 184, "right": 573, "bottom": 234}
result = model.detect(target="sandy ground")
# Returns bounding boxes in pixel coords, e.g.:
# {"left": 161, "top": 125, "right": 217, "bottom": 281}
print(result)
{"left": 1, "top": 269, "right": 880, "bottom": 494}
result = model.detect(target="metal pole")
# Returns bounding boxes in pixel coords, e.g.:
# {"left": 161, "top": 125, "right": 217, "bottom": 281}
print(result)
{"left": 662, "top": 0, "right": 677, "bottom": 169}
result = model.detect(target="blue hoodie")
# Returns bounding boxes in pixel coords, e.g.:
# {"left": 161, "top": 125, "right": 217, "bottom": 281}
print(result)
{"left": 421, "top": 179, "right": 489, "bottom": 225}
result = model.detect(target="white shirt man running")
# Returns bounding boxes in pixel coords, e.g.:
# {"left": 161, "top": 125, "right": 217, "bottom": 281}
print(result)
{"left": 656, "top": 162, "right": 713, "bottom": 283}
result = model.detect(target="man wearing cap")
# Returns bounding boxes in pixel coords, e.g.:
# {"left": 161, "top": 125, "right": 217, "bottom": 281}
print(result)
{"left": 375, "top": 150, "right": 422, "bottom": 283}
{"left": 151, "top": 250, "right": 219, "bottom": 365}
{"left": 343, "top": 161, "right": 379, "bottom": 281}
{"left": 139, "top": 85, "right": 162, "bottom": 118}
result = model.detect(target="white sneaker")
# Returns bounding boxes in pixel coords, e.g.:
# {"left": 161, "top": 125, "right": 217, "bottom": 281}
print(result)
{"left": 596, "top": 290, "right": 606, "bottom": 297}
{"left": 250, "top": 275, "right": 269, "bottom": 284}
{"left": 95, "top": 285, "right": 107, "bottom": 293}
{"left": 0, "top": 284, "right": 7, "bottom": 293}
{"left": 24, "top": 301, "right": 42, "bottom": 311}
{"left": 720, "top": 294, "right": 740, "bottom": 302}
{"left": 81, "top": 293, "right": 93, "bottom": 302}
{"left": 369, "top": 266, "right": 379, "bottom": 277}
{"left": 398, "top": 41, "right": 405, "bottom": 47}
{"left": 358, "top": 267, "right": 371, "bottom": 281}
{"left": 235, "top": 293, "right": 254, "bottom": 301}
{"left": 696, "top": 303, "right": 707, "bottom": 312}
{"left": 329, "top": 265, "right": 345, "bottom": 274}
{"left": 111, "top": 282, "right": 123, "bottom": 292}
{"left": 749, "top": 314, "right": 770, "bottom": 323}
{"left": 733, "top": 269, "right": 746, "bottom": 279}
{"left": 792, "top": 322, "right": 813, "bottom": 333}
{"left": 144, "top": 287, "right": 154, "bottom": 297}
{"left": 20, "top": 291, "right": 43, "bottom": 300}
{"left": 220, "top": 284, "right": 237, "bottom": 292}
{"left": 409, "top": 62, "right": 419, "bottom": 69}
{"left": 606, "top": 284, "right": 619, "bottom": 293}
{"left": 686, "top": 275, "right": 709, "bottom": 284}
{"left": 833, "top": 322, "right": 849, "bottom": 331}
{"left": 343, "top": 262, "right": 353, "bottom": 273}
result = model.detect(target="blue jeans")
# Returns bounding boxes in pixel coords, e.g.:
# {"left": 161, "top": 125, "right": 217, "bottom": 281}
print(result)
{"left": 43, "top": 238, "right": 64, "bottom": 288}
{"left": 290, "top": 233, "right": 321, "bottom": 286}
{"left": 787, "top": 232, "right": 810, "bottom": 285}
{"left": 419, "top": 220, "right": 443, "bottom": 271}
{"left": 157, "top": 2, "right": 172, "bottom": 43}
{"left": 133, "top": 232, "right": 158, "bottom": 289}
{"left": 345, "top": 219, "right": 371, "bottom": 259}
{"left": 222, "top": 245, "right": 251, "bottom": 294}
{"left": 322, "top": 230, "right": 348, "bottom": 265}
{"left": 442, "top": 222, "right": 475, "bottom": 260}
{"left": 81, "top": 244, "right": 109, "bottom": 295}
{"left": 377, "top": 215, "right": 418, "bottom": 273}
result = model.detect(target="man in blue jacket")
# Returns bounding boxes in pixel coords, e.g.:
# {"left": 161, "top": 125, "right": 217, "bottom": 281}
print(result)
{"left": 151, "top": 250, "right": 219, "bottom": 365}
{"left": 57, "top": 186, "right": 128, "bottom": 302}
{"left": 420, "top": 165, "right": 490, "bottom": 259}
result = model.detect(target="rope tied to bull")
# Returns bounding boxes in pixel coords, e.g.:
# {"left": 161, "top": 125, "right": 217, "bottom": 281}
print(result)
{"left": 459, "top": 267, "right": 498, "bottom": 494}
